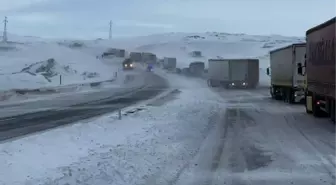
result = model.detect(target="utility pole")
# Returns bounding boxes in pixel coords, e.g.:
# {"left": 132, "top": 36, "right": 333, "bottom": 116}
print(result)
{"left": 109, "top": 20, "right": 112, "bottom": 40}
{"left": 3, "top": 16, "right": 8, "bottom": 42}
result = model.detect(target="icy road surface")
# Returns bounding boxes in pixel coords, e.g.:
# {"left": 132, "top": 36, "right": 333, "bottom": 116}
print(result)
{"left": 0, "top": 71, "right": 335, "bottom": 185}
{"left": 0, "top": 67, "right": 168, "bottom": 141}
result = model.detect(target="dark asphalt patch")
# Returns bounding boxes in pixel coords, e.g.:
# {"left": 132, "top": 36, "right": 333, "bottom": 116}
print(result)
{"left": 146, "top": 89, "right": 181, "bottom": 107}
{"left": 226, "top": 108, "right": 273, "bottom": 172}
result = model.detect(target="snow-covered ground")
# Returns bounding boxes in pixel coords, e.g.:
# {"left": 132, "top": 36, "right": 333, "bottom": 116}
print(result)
{"left": 1, "top": 31, "right": 304, "bottom": 92}
{"left": 0, "top": 69, "right": 334, "bottom": 185}
{"left": 0, "top": 70, "right": 220, "bottom": 185}
{"left": 0, "top": 34, "right": 120, "bottom": 91}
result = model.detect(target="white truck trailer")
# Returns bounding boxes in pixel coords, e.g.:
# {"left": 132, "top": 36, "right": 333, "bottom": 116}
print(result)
{"left": 266, "top": 43, "right": 306, "bottom": 103}
{"left": 208, "top": 59, "right": 259, "bottom": 89}
{"left": 163, "top": 57, "right": 177, "bottom": 70}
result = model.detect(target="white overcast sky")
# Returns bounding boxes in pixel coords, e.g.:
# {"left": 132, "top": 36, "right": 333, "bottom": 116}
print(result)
{"left": 0, "top": 0, "right": 335, "bottom": 38}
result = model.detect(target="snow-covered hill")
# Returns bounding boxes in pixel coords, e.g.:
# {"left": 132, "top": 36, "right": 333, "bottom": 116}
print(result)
{"left": 0, "top": 31, "right": 304, "bottom": 90}
{"left": 82, "top": 32, "right": 304, "bottom": 86}
{"left": 0, "top": 33, "right": 119, "bottom": 91}
{"left": 88, "top": 32, "right": 304, "bottom": 68}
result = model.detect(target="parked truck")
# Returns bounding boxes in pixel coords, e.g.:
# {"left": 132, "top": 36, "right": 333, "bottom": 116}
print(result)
{"left": 266, "top": 43, "right": 306, "bottom": 103}
{"left": 297, "top": 17, "right": 335, "bottom": 121}
{"left": 207, "top": 59, "right": 259, "bottom": 89}
{"left": 189, "top": 61, "right": 205, "bottom": 76}
{"left": 163, "top": 57, "right": 177, "bottom": 70}
{"left": 130, "top": 52, "right": 142, "bottom": 62}
{"left": 142, "top": 52, "right": 157, "bottom": 63}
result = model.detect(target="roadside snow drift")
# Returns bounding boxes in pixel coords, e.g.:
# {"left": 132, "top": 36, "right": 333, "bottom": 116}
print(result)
{"left": 0, "top": 36, "right": 119, "bottom": 91}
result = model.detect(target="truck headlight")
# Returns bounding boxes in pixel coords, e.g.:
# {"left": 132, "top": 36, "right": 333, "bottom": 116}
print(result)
{"left": 231, "top": 83, "right": 235, "bottom": 86}
{"left": 242, "top": 82, "right": 246, "bottom": 86}
{"left": 130, "top": 64, "right": 133, "bottom": 67}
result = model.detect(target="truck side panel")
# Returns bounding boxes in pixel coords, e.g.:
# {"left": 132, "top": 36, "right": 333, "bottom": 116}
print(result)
{"left": 208, "top": 60, "right": 230, "bottom": 81}
{"left": 163, "top": 57, "right": 177, "bottom": 69}
{"left": 248, "top": 59, "right": 259, "bottom": 87}
{"left": 270, "top": 47, "right": 294, "bottom": 87}
{"left": 306, "top": 19, "right": 335, "bottom": 99}
{"left": 293, "top": 45, "right": 306, "bottom": 88}
{"left": 229, "top": 60, "right": 248, "bottom": 81}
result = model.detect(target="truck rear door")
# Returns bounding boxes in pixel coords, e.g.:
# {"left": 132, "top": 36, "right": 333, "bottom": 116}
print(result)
{"left": 230, "top": 60, "right": 248, "bottom": 81}
{"left": 293, "top": 45, "right": 306, "bottom": 88}
{"left": 208, "top": 60, "right": 230, "bottom": 81}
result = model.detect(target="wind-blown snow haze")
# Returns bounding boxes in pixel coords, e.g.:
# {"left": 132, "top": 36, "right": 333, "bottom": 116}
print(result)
{"left": 0, "top": 0, "right": 334, "bottom": 38}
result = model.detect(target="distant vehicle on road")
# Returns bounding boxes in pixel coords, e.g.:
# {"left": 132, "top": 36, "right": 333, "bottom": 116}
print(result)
{"left": 147, "top": 63, "right": 153, "bottom": 72}
{"left": 208, "top": 59, "right": 259, "bottom": 89}
{"left": 130, "top": 52, "right": 142, "bottom": 62}
{"left": 189, "top": 61, "right": 205, "bottom": 77}
{"left": 122, "top": 58, "right": 134, "bottom": 70}
{"left": 163, "top": 57, "right": 177, "bottom": 71}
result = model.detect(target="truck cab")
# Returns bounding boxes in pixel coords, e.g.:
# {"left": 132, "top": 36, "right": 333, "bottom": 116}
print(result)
{"left": 122, "top": 58, "right": 134, "bottom": 70}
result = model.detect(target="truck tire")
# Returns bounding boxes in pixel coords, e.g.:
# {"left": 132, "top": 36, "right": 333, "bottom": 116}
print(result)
{"left": 288, "top": 89, "right": 295, "bottom": 104}
{"left": 207, "top": 79, "right": 213, "bottom": 87}
{"left": 270, "top": 87, "right": 275, "bottom": 99}
{"left": 330, "top": 99, "right": 335, "bottom": 122}
{"left": 208, "top": 79, "right": 218, "bottom": 87}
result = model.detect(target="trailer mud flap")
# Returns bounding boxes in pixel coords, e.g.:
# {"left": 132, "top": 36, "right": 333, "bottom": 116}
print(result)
{"left": 306, "top": 96, "right": 313, "bottom": 112}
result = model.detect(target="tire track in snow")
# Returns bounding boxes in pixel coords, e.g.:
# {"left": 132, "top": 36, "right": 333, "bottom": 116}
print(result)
{"left": 142, "top": 106, "right": 221, "bottom": 185}
{"left": 283, "top": 114, "right": 336, "bottom": 181}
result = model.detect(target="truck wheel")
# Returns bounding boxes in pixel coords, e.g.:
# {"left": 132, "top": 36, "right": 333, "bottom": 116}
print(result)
{"left": 207, "top": 79, "right": 213, "bottom": 87}
{"left": 330, "top": 100, "right": 335, "bottom": 122}
{"left": 288, "top": 89, "right": 295, "bottom": 104}
{"left": 282, "top": 88, "right": 288, "bottom": 103}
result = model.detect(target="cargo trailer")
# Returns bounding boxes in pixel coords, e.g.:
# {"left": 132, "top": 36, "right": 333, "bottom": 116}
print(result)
{"left": 163, "top": 57, "right": 177, "bottom": 70}
{"left": 267, "top": 43, "right": 306, "bottom": 103}
{"left": 189, "top": 62, "right": 205, "bottom": 76}
{"left": 297, "top": 17, "right": 335, "bottom": 121}
{"left": 208, "top": 59, "right": 259, "bottom": 89}
{"left": 130, "top": 52, "right": 142, "bottom": 62}
{"left": 142, "top": 52, "right": 157, "bottom": 63}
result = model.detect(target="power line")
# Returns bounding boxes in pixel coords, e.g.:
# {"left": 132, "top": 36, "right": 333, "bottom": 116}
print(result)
{"left": 3, "top": 16, "right": 8, "bottom": 42}
{"left": 109, "top": 20, "right": 112, "bottom": 40}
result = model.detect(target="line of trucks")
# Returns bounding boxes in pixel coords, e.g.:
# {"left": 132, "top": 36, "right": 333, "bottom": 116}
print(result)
{"left": 266, "top": 17, "right": 335, "bottom": 122}
{"left": 103, "top": 17, "right": 335, "bottom": 121}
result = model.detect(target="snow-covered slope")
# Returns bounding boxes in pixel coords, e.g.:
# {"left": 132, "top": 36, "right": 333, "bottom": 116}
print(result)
{"left": 0, "top": 31, "right": 304, "bottom": 91}
{"left": 81, "top": 32, "right": 304, "bottom": 86}
{"left": 88, "top": 32, "right": 304, "bottom": 68}
{"left": 0, "top": 33, "right": 119, "bottom": 91}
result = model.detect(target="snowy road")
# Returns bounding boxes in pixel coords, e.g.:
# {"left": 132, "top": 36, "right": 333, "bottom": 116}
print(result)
{"left": 0, "top": 73, "right": 334, "bottom": 185}
{"left": 0, "top": 69, "right": 168, "bottom": 141}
